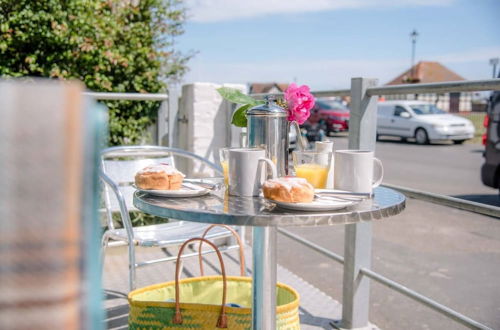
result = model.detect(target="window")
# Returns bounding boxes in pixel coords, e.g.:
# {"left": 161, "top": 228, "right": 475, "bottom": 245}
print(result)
{"left": 377, "top": 105, "right": 394, "bottom": 116}
{"left": 394, "top": 106, "right": 409, "bottom": 117}
{"left": 317, "top": 100, "right": 348, "bottom": 111}
{"left": 409, "top": 104, "right": 446, "bottom": 115}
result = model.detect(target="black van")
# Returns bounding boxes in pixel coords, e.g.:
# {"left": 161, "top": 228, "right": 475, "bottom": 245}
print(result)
{"left": 481, "top": 80, "right": 500, "bottom": 191}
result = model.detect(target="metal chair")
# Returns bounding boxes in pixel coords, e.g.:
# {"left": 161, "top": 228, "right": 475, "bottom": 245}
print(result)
{"left": 100, "top": 146, "right": 244, "bottom": 291}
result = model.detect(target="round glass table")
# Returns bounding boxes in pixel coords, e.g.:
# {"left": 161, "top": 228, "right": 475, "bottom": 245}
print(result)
{"left": 134, "top": 185, "right": 405, "bottom": 329}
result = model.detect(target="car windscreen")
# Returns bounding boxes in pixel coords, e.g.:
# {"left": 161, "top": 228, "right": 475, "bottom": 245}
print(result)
{"left": 409, "top": 104, "right": 446, "bottom": 115}
{"left": 317, "top": 100, "right": 348, "bottom": 111}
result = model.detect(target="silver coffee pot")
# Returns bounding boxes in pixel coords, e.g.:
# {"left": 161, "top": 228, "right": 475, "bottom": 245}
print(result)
{"left": 246, "top": 95, "right": 304, "bottom": 176}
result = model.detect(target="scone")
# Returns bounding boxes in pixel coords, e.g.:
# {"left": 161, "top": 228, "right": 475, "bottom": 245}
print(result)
{"left": 262, "top": 177, "right": 314, "bottom": 203}
{"left": 135, "top": 164, "right": 185, "bottom": 190}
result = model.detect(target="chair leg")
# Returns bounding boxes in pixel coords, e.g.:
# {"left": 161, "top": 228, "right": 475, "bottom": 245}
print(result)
{"left": 100, "top": 234, "right": 110, "bottom": 274}
{"left": 224, "top": 233, "right": 235, "bottom": 248}
{"left": 128, "top": 243, "right": 137, "bottom": 291}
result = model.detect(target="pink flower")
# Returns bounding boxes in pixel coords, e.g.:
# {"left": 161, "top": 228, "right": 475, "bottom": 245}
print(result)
{"left": 284, "top": 83, "right": 315, "bottom": 124}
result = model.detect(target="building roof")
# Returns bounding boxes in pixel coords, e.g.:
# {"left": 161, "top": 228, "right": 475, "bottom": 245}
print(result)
{"left": 249, "top": 83, "right": 289, "bottom": 94}
{"left": 386, "top": 61, "right": 465, "bottom": 85}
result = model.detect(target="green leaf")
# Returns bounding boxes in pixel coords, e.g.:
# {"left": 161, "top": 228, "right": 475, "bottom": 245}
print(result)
{"left": 231, "top": 104, "right": 252, "bottom": 127}
{"left": 217, "top": 87, "right": 261, "bottom": 105}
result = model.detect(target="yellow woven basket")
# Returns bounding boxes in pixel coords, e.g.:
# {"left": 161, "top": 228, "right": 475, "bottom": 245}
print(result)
{"left": 128, "top": 275, "right": 300, "bottom": 329}
{"left": 128, "top": 229, "right": 300, "bottom": 329}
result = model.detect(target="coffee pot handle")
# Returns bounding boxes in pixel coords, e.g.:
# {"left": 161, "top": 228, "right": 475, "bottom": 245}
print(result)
{"left": 290, "top": 121, "right": 307, "bottom": 151}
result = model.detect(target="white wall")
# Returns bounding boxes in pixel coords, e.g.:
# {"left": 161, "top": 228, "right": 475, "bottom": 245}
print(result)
{"left": 174, "top": 82, "right": 246, "bottom": 177}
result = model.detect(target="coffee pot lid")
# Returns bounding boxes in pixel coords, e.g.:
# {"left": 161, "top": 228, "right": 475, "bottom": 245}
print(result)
{"left": 247, "top": 95, "right": 287, "bottom": 117}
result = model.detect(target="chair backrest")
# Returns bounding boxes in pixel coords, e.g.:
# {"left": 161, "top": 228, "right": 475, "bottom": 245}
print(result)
{"left": 102, "top": 149, "right": 175, "bottom": 185}
{"left": 100, "top": 146, "right": 223, "bottom": 230}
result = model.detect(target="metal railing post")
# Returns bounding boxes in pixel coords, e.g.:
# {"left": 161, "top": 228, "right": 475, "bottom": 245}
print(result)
{"left": 342, "top": 77, "right": 378, "bottom": 329}
{"left": 158, "top": 99, "right": 169, "bottom": 146}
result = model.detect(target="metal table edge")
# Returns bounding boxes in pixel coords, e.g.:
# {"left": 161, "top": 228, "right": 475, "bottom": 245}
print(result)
{"left": 132, "top": 186, "right": 406, "bottom": 227}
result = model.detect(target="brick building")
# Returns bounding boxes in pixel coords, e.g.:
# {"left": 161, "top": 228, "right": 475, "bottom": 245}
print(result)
{"left": 248, "top": 82, "right": 289, "bottom": 95}
{"left": 385, "top": 61, "right": 472, "bottom": 112}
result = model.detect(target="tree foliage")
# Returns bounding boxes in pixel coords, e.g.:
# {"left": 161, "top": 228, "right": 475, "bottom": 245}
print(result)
{"left": 0, "top": 0, "right": 191, "bottom": 145}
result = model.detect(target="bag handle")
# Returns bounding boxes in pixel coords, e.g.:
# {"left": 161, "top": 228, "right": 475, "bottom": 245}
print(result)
{"left": 198, "top": 224, "right": 246, "bottom": 276}
{"left": 173, "top": 238, "right": 228, "bottom": 328}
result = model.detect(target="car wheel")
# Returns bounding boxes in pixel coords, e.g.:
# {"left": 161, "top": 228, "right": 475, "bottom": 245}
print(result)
{"left": 453, "top": 139, "right": 466, "bottom": 145}
{"left": 415, "top": 128, "right": 429, "bottom": 145}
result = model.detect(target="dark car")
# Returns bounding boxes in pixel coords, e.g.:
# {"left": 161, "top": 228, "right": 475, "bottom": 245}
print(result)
{"left": 303, "top": 99, "right": 349, "bottom": 136}
{"left": 481, "top": 83, "right": 500, "bottom": 191}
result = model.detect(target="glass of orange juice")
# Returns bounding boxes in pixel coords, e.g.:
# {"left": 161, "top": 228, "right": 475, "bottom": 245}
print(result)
{"left": 219, "top": 147, "right": 230, "bottom": 186}
{"left": 292, "top": 151, "right": 332, "bottom": 189}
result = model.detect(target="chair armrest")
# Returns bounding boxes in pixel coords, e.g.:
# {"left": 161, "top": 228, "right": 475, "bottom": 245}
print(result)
{"left": 99, "top": 170, "right": 135, "bottom": 242}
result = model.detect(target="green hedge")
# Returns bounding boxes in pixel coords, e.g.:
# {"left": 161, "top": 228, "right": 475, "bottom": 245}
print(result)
{"left": 0, "top": 0, "right": 191, "bottom": 145}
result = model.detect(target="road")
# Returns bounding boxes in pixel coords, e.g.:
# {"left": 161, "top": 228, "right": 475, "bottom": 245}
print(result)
{"left": 278, "top": 137, "right": 500, "bottom": 330}
{"left": 334, "top": 135, "right": 498, "bottom": 205}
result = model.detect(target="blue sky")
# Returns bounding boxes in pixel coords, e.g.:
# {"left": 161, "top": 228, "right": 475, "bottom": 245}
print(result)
{"left": 178, "top": 0, "right": 500, "bottom": 90}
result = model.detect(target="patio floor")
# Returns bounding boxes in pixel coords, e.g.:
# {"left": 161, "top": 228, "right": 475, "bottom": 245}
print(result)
{"left": 102, "top": 242, "right": 380, "bottom": 330}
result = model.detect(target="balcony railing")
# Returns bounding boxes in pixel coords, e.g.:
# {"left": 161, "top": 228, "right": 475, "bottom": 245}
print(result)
{"left": 82, "top": 92, "right": 169, "bottom": 145}
{"left": 281, "top": 77, "right": 500, "bottom": 330}
{"left": 86, "top": 77, "right": 500, "bottom": 330}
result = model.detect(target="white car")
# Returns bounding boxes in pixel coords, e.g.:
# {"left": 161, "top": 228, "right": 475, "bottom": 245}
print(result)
{"left": 377, "top": 101, "right": 475, "bottom": 144}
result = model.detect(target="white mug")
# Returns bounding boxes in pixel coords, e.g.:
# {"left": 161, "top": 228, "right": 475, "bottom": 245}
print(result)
{"left": 334, "top": 150, "right": 384, "bottom": 194}
{"left": 228, "top": 148, "right": 277, "bottom": 197}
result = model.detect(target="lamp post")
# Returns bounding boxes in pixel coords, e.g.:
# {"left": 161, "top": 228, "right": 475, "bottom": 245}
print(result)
{"left": 490, "top": 58, "right": 499, "bottom": 78}
{"left": 410, "top": 29, "right": 419, "bottom": 82}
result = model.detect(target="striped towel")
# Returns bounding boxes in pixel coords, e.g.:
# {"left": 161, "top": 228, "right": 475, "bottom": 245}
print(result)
{"left": 0, "top": 79, "right": 101, "bottom": 330}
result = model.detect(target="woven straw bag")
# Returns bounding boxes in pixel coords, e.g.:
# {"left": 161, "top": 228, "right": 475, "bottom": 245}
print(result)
{"left": 129, "top": 225, "right": 300, "bottom": 329}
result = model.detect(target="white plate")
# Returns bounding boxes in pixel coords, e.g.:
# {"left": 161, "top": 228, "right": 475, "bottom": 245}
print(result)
{"left": 133, "top": 183, "right": 210, "bottom": 198}
{"left": 267, "top": 196, "right": 355, "bottom": 212}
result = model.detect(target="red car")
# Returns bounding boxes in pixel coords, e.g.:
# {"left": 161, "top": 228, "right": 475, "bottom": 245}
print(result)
{"left": 304, "top": 99, "right": 350, "bottom": 136}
